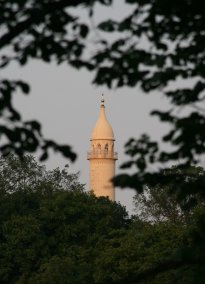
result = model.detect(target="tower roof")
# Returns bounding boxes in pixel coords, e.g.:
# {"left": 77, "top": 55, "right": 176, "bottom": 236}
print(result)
{"left": 91, "top": 95, "right": 115, "bottom": 141}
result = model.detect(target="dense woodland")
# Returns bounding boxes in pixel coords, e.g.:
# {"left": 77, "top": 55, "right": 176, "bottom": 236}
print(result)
{"left": 0, "top": 155, "right": 204, "bottom": 284}
{"left": 1, "top": 0, "right": 205, "bottom": 282}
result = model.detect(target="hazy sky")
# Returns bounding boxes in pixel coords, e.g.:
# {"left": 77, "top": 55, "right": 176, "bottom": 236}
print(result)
{"left": 2, "top": 2, "right": 170, "bottom": 213}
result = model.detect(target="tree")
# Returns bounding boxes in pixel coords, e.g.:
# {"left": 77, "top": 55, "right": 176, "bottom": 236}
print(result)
{"left": 0, "top": 154, "right": 85, "bottom": 222}
{"left": 0, "top": 154, "right": 84, "bottom": 194}
{"left": 111, "top": 207, "right": 205, "bottom": 284}
{"left": 89, "top": 0, "right": 205, "bottom": 194}
{"left": 2, "top": 1, "right": 205, "bottom": 282}
{"left": 0, "top": 155, "right": 129, "bottom": 284}
{"left": 133, "top": 185, "right": 187, "bottom": 224}
{"left": 1, "top": 0, "right": 205, "bottom": 169}
{"left": 94, "top": 0, "right": 205, "bottom": 175}
{"left": 133, "top": 166, "right": 205, "bottom": 224}
{"left": 1, "top": 156, "right": 204, "bottom": 284}
{"left": 94, "top": 219, "right": 191, "bottom": 284}
{"left": 1, "top": 0, "right": 205, "bottom": 172}
{"left": 0, "top": 0, "right": 97, "bottom": 160}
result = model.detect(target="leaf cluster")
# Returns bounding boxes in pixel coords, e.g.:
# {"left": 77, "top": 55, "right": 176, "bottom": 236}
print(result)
{"left": 1, "top": 155, "right": 205, "bottom": 283}
{"left": 0, "top": 155, "right": 129, "bottom": 284}
{"left": 0, "top": 0, "right": 113, "bottom": 160}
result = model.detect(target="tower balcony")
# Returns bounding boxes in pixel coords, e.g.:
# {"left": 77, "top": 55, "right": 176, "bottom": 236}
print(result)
{"left": 87, "top": 151, "right": 118, "bottom": 160}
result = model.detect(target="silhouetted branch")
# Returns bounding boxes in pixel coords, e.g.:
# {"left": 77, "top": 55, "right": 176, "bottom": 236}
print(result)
{"left": 0, "top": 0, "right": 81, "bottom": 49}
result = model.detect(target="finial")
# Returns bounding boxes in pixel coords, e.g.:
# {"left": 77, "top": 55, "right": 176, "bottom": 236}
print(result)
{"left": 101, "top": 94, "right": 105, "bottom": 107}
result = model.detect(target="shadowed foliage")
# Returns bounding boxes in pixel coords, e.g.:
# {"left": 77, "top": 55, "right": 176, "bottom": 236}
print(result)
{"left": 1, "top": 0, "right": 205, "bottom": 166}
{"left": 0, "top": 0, "right": 111, "bottom": 160}
{"left": 0, "top": 155, "right": 202, "bottom": 284}
{"left": 0, "top": 155, "right": 129, "bottom": 284}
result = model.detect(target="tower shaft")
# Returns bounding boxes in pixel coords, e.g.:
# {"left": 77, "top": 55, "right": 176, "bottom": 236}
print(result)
{"left": 87, "top": 96, "right": 117, "bottom": 201}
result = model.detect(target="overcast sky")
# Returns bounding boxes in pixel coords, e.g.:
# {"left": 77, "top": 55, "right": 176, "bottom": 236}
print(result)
{"left": 2, "top": 2, "right": 170, "bottom": 213}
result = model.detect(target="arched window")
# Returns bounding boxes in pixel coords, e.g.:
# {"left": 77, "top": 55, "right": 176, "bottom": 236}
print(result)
{"left": 111, "top": 143, "right": 114, "bottom": 153}
{"left": 97, "top": 144, "right": 101, "bottom": 155}
{"left": 92, "top": 144, "right": 95, "bottom": 153}
{"left": 105, "top": 144, "right": 108, "bottom": 157}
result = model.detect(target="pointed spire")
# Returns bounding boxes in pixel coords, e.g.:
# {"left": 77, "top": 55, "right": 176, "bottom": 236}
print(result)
{"left": 90, "top": 94, "right": 114, "bottom": 140}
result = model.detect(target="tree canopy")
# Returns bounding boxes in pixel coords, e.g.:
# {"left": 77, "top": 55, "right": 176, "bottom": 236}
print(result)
{"left": 0, "top": 155, "right": 129, "bottom": 284}
{"left": 0, "top": 156, "right": 205, "bottom": 283}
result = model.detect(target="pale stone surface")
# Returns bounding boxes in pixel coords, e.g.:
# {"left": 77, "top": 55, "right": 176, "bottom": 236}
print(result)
{"left": 87, "top": 96, "right": 117, "bottom": 201}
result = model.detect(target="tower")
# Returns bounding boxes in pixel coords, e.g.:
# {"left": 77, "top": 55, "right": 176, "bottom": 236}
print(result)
{"left": 87, "top": 95, "right": 117, "bottom": 201}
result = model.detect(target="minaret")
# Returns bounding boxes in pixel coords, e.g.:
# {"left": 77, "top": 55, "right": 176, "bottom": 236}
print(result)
{"left": 87, "top": 95, "right": 117, "bottom": 201}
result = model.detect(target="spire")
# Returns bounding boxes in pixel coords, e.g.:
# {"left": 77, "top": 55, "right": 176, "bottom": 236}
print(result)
{"left": 91, "top": 95, "right": 114, "bottom": 141}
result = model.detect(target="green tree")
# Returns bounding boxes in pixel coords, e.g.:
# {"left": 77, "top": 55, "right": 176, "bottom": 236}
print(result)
{"left": 94, "top": 219, "right": 190, "bottom": 284}
{"left": 2, "top": 1, "right": 205, "bottom": 282}
{"left": 133, "top": 185, "right": 186, "bottom": 224}
{"left": 1, "top": 156, "right": 204, "bottom": 284}
{"left": 0, "top": 154, "right": 84, "bottom": 194}
{"left": 117, "top": 207, "right": 205, "bottom": 284}
{"left": 0, "top": 155, "right": 129, "bottom": 284}
{"left": 133, "top": 166, "right": 205, "bottom": 224}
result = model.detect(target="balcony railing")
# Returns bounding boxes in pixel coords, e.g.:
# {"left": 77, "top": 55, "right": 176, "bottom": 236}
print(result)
{"left": 87, "top": 151, "right": 118, "bottom": 160}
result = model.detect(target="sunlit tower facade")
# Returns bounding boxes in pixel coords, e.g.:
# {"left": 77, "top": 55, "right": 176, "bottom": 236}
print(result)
{"left": 87, "top": 95, "right": 117, "bottom": 201}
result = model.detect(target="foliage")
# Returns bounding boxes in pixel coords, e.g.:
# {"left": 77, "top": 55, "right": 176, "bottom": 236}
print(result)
{"left": 1, "top": 0, "right": 205, "bottom": 182}
{"left": 2, "top": 0, "right": 205, "bottom": 190}
{"left": 2, "top": 0, "right": 204, "bottom": 166}
{"left": 129, "top": 166, "right": 205, "bottom": 282}
{"left": 119, "top": 207, "right": 205, "bottom": 284}
{"left": 1, "top": 155, "right": 205, "bottom": 283}
{"left": 127, "top": 166, "right": 205, "bottom": 283}
{"left": 133, "top": 185, "right": 187, "bottom": 224}
{"left": 0, "top": 0, "right": 99, "bottom": 160}
{"left": 0, "top": 155, "right": 129, "bottom": 284}
{"left": 94, "top": 0, "right": 205, "bottom": 179}
{"left": 94, "top": 219, "right": 191, "bottom": 284}
{"left": 133, "top": 166, "right": 205, "bottom": 224}
{"left": 0, "top": 154, "right": 84, "bottom": 194}
{"left": 95, "top": 0, "right": 205, "bottom": 222}
{"left": 2, "top": 0, "right": 205, "bottom": 282}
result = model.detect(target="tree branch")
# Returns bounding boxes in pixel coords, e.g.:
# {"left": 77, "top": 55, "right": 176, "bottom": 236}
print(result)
{"left": 0, "top": 0, "right": 85, "bottom": 50}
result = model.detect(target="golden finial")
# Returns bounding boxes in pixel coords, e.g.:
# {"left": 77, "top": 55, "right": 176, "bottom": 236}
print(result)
{"left": 101, "top": 94, "right": 105, "bottom": 106}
